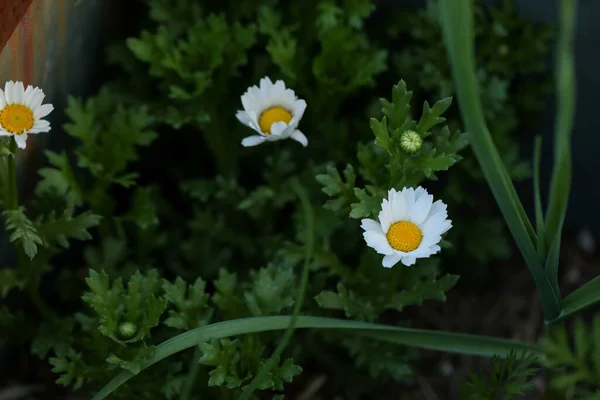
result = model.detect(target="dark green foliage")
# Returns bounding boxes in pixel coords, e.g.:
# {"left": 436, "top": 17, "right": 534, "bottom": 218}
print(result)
{"left": 542, "top": 316, "right": 600, "bottom": 398}
{"left": 459, "top": 350, "right": 539, "bottom": 399}
{"left": 0, "top": 0, "right": 556, "bottom": 398}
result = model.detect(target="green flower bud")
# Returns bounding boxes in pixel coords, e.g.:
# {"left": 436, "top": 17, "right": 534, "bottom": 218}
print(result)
{"left": 118, "top": 321, "right": 137, "bottom": 339}
{"left": 399, "top": 130, "right": 423, "bottom": 154}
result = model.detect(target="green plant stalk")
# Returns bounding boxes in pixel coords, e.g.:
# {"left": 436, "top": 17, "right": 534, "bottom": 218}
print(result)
{"left": 179, "top": 343, "right": 202, "bottom": 400}
{"left": 239, "top": 178, "right": 315, "bottom": 400}
{"left": 92, "top": 315, "right": 542, "bottom": 400}
{"left": 544, "top": 0, "right": 577, "bottom": 304}
{"left": 437, "top": 0, "right": 561, "bottom": 321}
{"left": 533, "top": 136, "right": 545, "bottom": 258}
{"left": 7, "top": 139, "right": 51, "bottom": 319}
{"left": 7, "top": 139, "right": 17, "bottom": 209}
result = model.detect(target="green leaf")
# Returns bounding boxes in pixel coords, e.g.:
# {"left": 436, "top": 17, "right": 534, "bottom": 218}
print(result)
{"left": 411, "top": 150, "right": 459, "bottom": 178}
{"left": 91, "top": 316, "right": 543, "bottom": 400}
{"left": 124, "top": 186, "right": 159, "bottom": 230}
{"left": 82, "top": 270, "right": 166, "bottom": 345}
{"left": 559, "top": 274, "right": 600, "bottom": 320}
{"left": 543, "top": 0, "right": 577, "bottom": 294}
{"left": 342, "top": 336, "right": 416, "bottom": 382}
{"left": 459, "top": 350, "right": 539, "bottom": 399}
{"left": 3, "top": 207, "right": 43, "bottom": 259}
{"left": 388, "top": 274, "right": 459, "bottom": 312}
{"left": 349, "top": 186, "right": 381, "bottom": 219}
{"left": 244, "top": 264, "right": 295, "bottom": 317}
{"left": 0, "top": 269, "right": 25, "bottom": 298}
{"left": 416, "top": 97, "right": 452, "bottom": 135}
{"left": 315, "top": 164, "right": 357, "bottom": 214}
{"left": 380, "top": 80, "right": 413, "bottom": 130}
{"left": 162, "top": 277, "right": 213, "bottom": 330}
{"left": 36, "top": 209, "right": 101, "bottom": 249}
{"left": 315, "top": 283, "right": 379, "bottom": 322}
{"left": 106, "top": 344, "right": 156, "bottom": 375}
{"left": 49, "top": 348, "right": 88, "bottom": 390}
{"left": 369, "top": 116, "right": 390, "bottom": 151}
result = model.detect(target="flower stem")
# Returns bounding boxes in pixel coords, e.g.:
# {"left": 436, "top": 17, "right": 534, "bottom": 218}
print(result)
{"left": 238, "top": 178, "right": 315, "bottom": 400}
{"left": 7, "top": 138, "right": 51, "bottom": 319}
{"left": 7, "top": 139, "right": 17, "bottom": 209}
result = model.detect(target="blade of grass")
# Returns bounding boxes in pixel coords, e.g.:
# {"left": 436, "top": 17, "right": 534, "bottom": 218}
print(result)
{"left": 544, "top": 0, "right": 577, "bottom": 295}
{"left": 559, "top": 275, "right": 600, "bottom": 321}
{"left": 239, "top": 178, "right": 315, "bottom": 400}
{"left": 437, "top": 0, "right": 561, "bottom": 320}
{"left": 91, "top": 315, "right": 543, "bottom": 400}
{"left": 533, "top": 136, "right": 545, "bottom": 257}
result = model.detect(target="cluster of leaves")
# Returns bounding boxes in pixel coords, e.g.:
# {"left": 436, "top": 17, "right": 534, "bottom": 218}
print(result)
{"left": 40, "top": 266, "right": 301, "bottom": 398}
{"left": 542, "top": 316, "right": 600, "bottom": 398}
{"left": 458, "top": 350, "right": 540, "bottom": 400}
{"left": 0, "top": 0, "right": 556, "bottom": 398}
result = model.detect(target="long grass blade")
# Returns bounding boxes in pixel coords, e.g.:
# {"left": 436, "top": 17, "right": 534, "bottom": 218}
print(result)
{"left": 544, "top": 0, "right": 577, "bottom": 295}
{"left": 91, "top": 315, "right": 542, "bottom": 400}
{"left": 437, "top": 0, "right": 561, "bottom": 320}
{"left": 559, "top": 275, "right": 600, "bottom": 321}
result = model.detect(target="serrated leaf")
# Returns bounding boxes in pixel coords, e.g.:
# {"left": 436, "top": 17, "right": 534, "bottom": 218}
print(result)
{"left": 162, "top": 277, "right": 213, "bottom": 330}
{"left": 370, "top": 117, "right": 390, "bottom": 151}
{"left": 380, "top": 80, "right": 413, "bottom": 130}
{"left": 349, "top": 186, "right": 381, "bottom": 219}
{"left": 389, "top": 274, "right": 459, "bottom": 312}
{"left": 416, "top": 97, "right": 452, "bottom": 135}
{"left": 0, "top": 269, "right": 25, "bottom": 298}
{"left": 36, "top": 210, "right": 101, "bottom": 249}
{"left": 314, "top": 283, "right": 378, "bottom": 321}
{"left": 3, "top": 207, "right": 42, "bottom": 259}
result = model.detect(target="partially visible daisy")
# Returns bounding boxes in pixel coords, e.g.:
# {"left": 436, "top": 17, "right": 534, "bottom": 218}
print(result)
{"left": 236, "top": 77, "right": 308, "bottom": 148}
{"left": 0, "top": 81, "right": 53, "bottom": 149}
{"left": 361, "top": 186, "right": 452, "bottom": 267}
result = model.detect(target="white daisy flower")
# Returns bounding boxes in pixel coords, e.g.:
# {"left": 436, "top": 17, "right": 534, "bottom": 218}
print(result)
{"left": 0, "top": 81, "right": 53, "bottom": 149}
{"left": 236, "top": 77, "right": 308, "bottom": 148}
{"left": 361, "top": 186, "right": 452, "bottom": 268}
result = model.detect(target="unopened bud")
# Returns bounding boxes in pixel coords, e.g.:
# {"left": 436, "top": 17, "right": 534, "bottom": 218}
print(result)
{"left": 118, "top": 321, "right": 137, "bottom": 339}
{"left": 399, "top": 130, "right": 423, "bottom": 154}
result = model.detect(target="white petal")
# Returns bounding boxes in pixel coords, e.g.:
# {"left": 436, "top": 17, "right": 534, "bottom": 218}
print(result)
{"left": 361, "top": 218, "right": 383, "bottom": 234}
{"left": 364, "top": 231, "right": 395, "bottom": 255}
{"left": 426, "top": 200, "right": 447, "bottom": 219}
{"left": 259, "top": 77, "right": 274, "bottom": 95}
{"left": 421, "top": 212, "right": 448, "bottom": 236}
{"left": 414, "top": 186, "right": 428, "bottom": 201}
{"left": 0, "top": 89, "right": 5, "bottom": 109}
{"left": 382, "top": 253, "right": 402, "bottom": 268}
{"left": 390, "top": 188, "right": 407, "bottom": 222}
{"left": 34, "top": 103, "right": 53, "bottom": 120}
{"left": 378, "top": 198, "right": 393, "bottom": 232}
{"left": 13, "top": 82, "right": 24, "bottom": 104}
{"left": 29, "top": 89, "right": 45, "bottom": 110}
{"left": 290, "top": 130, "right": 308, "bottom": 147}
{"left": 403, "top": 187, "right": 416, "bottom": 217}
{"left": 269, "top": 121, "right": 288, "bottom": 137}
{"left": 14, "top": 134, "right": 27, "bottom": 149}
{"left": 0, "top": 129, "right": 12, "bottom": 136}
{"left": 4, "top": 81, "right": 14, "bottom": 104}
{"left": 236, "top": 110, "right": 253, "bottom": 126}
{"left": 22, "top": 85, "right": 34, "bottom": 106}
{"left": 438, "top": 220, "right": 452, "bottom": 235}
{"left": 291, "top": 99, "right": 307, "bottom": 123}
{"left": 400, "top": 255, "right": 417, "bottom": 266}
{"left": 241, "top": 135, "right": 265, "bottom": 147}
{"left": 411, "top": 193, "right": 433, "bottom": 225}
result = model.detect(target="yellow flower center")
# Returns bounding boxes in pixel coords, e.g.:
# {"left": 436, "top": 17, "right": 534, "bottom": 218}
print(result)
{"left": 259, "top": 107, "right": 292, "bottom": 134}
{"left": 386, "top": 221, "right": 422, "bottom": 252}
{"left": 0, "top": 104, "right": 34, "bottom": 135}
